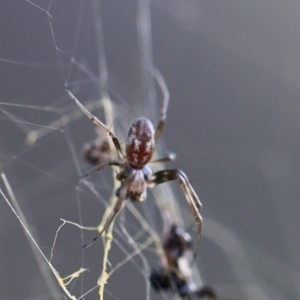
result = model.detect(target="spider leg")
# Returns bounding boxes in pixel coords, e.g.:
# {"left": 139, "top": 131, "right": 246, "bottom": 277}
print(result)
{"left": 67, "top": 90, "right": 126, "bottom": 159}
{"left": 149, "top": 169, "right": 202, "bottom": 257}
{"left": 83, "top": 179, "right": 128, "bottom": 249}
{"left": 151, "top": 68, "right": 170, "bottom": 141}
{"left": 150, "top": 153, "right": 176, "bottom": 164}
{"left": 81, "top": 160, "right": 122, "bottom": 178}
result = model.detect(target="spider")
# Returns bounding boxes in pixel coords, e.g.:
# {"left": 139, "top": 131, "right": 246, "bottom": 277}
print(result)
{"left": 67, "top": 69, "right": 202, "bottom": 251}
{"left": 82, "top": 133, "right": 111, "bottom": 165}
{"left": 150, "top": 224, "right": 216, "bottom": 300}
{"left": 163, "top": 224, "right": 193, "bottom": 268}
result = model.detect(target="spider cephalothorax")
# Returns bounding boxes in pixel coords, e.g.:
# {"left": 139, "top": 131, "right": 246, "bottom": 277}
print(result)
{"left": 116, "top": 163, "right": 151, "bottom": 202}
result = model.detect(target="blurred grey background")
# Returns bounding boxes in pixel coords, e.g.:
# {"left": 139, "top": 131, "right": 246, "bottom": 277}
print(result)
{"left": 0, "top": 1, "right": 300, "bottom": 299}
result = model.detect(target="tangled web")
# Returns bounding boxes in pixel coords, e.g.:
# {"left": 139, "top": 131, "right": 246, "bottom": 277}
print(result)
{"left": 0, "top": 1, "right": 299, "bottom": 300}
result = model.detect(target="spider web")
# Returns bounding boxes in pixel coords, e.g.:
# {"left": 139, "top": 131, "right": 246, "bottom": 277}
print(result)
{"left": 0, "top": 1, "right": 299, "bottom": 300}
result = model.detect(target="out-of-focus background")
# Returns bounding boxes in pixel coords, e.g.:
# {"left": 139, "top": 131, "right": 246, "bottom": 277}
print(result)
{"left": 0, "top": 1, "right": 299, "bottom": 299}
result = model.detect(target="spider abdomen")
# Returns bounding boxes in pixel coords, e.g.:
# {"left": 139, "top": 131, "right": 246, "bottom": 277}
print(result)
{"left": 126, "top": 117, "right": 155, "bottom": 169}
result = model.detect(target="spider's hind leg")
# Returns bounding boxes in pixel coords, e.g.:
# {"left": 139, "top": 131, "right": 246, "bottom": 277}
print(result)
{"left": 149, "top": 169, "right": 203, "bottom": 257}
{"left": 83, "top": 180, "right": 128, "bottom": 249}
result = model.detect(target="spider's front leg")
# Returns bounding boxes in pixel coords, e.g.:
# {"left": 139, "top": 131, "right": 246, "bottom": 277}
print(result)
{"left": 67, "top": 90, "right": 126, "bottom": 159}
{"left": 149, "top": 169, "right": 203, "bottom": 257}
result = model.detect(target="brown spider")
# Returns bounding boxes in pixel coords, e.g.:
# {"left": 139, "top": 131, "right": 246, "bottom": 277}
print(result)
{"left": 67, "top": 70, "right": 202, "bottom": 251}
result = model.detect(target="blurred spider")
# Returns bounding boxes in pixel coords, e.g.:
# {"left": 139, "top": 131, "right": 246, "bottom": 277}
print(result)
{"left": 67, "top": 69, "right": 202, "bottom": 250}
{"left": 82, "top": 133, "right": 111, "bottom": 165}
{"left": 150, "top": 225, "right": 216, "bottom": 299}
{"left": 163, "top": 224, "right": 193, "bottom": 268}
